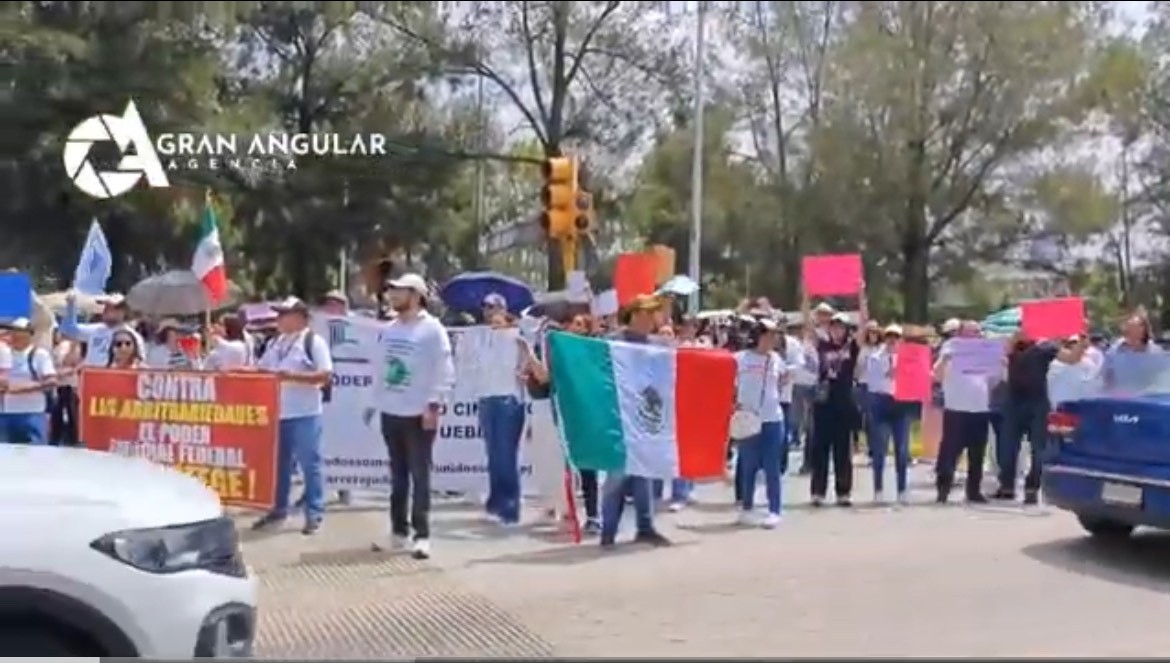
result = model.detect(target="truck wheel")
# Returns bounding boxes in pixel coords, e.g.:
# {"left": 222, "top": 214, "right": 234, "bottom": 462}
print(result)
{"left": 1077, "top": 515, "right": 1135, "bottom": 540}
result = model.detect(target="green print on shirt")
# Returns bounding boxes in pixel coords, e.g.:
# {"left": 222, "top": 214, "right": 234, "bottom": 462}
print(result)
{"left": 383, "top": 339, "right": 414, "bottom": 389}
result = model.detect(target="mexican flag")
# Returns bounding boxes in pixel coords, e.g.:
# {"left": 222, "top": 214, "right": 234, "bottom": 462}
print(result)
{"left": 192, "top": 196, "right": 228, "bottom": 304}
{"left": 548, "top": 332, "right": 736, "bottom": 480}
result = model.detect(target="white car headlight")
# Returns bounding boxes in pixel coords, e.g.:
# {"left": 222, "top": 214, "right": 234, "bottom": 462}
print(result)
{"left": 90, "top": 517, "right": 246, "bottom": 577}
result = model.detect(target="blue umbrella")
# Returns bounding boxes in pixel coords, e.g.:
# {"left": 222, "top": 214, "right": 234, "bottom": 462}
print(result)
{"left": 440, "top": 271, "right": 535, "bottom": 315}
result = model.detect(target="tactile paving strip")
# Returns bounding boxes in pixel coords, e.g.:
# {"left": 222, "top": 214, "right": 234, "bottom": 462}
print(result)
{"left": 254, "top": 551, "right": 556, "bottom": 659}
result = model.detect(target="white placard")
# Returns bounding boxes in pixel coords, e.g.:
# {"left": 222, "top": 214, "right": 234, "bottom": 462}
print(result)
{"left": 314, "top": 315, "right": 533, "bottom": 494}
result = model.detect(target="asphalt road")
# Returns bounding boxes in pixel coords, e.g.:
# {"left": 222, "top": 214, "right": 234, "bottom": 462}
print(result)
{"left": 240, "top": 466, "right": 1170, "bottom": 658}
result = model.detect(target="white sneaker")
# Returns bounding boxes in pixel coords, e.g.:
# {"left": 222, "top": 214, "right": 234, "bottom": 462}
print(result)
{"left": 896, "top": 491, "right": 910, "bottom": 506}
{"left": 737, "top": 511, "right": 757, "bottom": 526}
{"left": 761, "top": 513, "right": 781, "bottom": 529}
{"left": 411, "top": 538, "right": 431, "bottom": 560}
{"left": 372, "top": 534, "right": 409, "bottom": 553}
{"left": 873, "top": 492, "right": 886, "bottom": 505}
{"left": 668, "top": 502, "right": 684, "bottom": 513}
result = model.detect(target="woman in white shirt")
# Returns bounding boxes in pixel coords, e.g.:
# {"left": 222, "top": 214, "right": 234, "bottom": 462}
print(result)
{"left": 1048, "top": 335, "right": 1103, "bottom": 407}
{"left": 733, "top": 318, "right": 788, "bottom": 528}
{"left": 862, "top": 324, "right": 912, "bottom": 504}
{"left": 147, "top": 319, "right": 202, "bottom": 370}
{"left": 205, "top": 313, "right": 252, "bottom": 371}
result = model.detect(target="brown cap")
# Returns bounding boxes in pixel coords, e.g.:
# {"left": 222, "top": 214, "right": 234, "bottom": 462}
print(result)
{"left": 625, "top": 294, "right": 663, "bottom": 313}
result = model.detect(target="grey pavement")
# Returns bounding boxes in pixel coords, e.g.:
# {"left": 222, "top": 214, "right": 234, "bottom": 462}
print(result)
{"left": 240, "top": 465, "right": 1170, "bottom": 658}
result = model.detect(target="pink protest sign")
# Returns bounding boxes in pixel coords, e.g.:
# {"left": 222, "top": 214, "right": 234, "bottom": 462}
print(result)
{"left": 1020, "top": 297, "right": 1085, "bottom": 340}
{"left": 802, "top": 254, "right": 863, "bottom": 296}
{"left": 893, "top": 342, "right": 932, "bottom": 403}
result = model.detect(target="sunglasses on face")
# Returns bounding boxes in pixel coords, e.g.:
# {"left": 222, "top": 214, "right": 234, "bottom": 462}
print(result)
{"left": 113, "top": 340, "right": 134, "bottom": 348}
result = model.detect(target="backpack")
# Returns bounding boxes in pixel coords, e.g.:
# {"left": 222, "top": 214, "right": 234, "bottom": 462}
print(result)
{"left": 26, "top": 348, "right": 55, "bottom": 412}
{"left": 302, "top": 331, "right": 333, "bottom": 403}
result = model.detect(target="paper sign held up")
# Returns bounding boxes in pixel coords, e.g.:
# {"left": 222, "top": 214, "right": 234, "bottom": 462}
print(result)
{"left": 802, "top": 254, "right": 863, "bottom": 296}
{"left": 1021, "top": 297, "right": 1085, "bottom": 340}
{"left": 893, "top": 342, "right": 932, "bottom": 403}
{"left": 613, "top": 253, "right": 658, "bottom": 307}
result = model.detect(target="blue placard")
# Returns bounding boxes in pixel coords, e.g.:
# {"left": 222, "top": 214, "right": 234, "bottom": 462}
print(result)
{"left": 0, "top": 272, "right": 32, "bottom": 319}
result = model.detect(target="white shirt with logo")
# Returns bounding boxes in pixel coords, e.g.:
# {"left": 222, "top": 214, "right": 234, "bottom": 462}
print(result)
{"left": 365, "top": 312, "right": 454, "bottom": 417}
{"left": 258, "top": 329, "right": 333, "bottom": 419}
{"left": 5, "top": 346, "right": 55, "bottom": 414}
{"left": 734, "top": 350, "right": 784, "bottom": 423}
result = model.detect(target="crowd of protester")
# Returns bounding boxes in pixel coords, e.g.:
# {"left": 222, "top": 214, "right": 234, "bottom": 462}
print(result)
{"left": 2, "top": 277, "right": 1161, "bottom": 561}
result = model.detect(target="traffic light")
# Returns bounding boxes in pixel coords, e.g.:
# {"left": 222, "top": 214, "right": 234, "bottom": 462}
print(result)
{"left": 540, "top": 156, "right": 578, "bottom": 239}
{"left": 574, "top": 190, "right": 594, "bottom": 235}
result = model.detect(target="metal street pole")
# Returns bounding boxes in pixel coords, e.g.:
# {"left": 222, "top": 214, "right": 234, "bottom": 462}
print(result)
{"left": 339, "top": 179, "right": 349, "bottom": 294}
{"left": 473, "top": 74, "right": 487, "bottom": 267}
{"left": 688, "top": 0, "right": 707, "bottom": 313}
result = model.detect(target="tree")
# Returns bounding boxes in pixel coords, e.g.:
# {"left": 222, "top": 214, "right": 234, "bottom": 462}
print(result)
{"left": 810, "top": 1, "right": 1112, "bottom": 320}
{"left": 373, "top": 1, "right": 690, "bottom": 289}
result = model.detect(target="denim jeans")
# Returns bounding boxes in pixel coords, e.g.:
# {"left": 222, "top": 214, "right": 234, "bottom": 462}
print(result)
{"left": 779, "top": 402, "right": 792, "bottom": 473}
{"left": 738, "top": 420, "right": 786, "bottom": 514}
{"left": 600, "top": 473, "right": 655, "bottom": 544}
{"left": 1, "top": 412, "right": 46, "bottom": 444}
{"left": 478, "top": 395, "right": 526, "bottom": 523}
{"left": 790, "top": 385, "right": 815, "bottom": 448}
{"left": 652, "top": 478, "right": 693, "bottom": 503}
{"left": 272, "top": 415, "right": 325, "bottom": 521}
{"left": 868, "top": 393, "right": 911, "bottom": 494}
{"left": 997, "top": 398, "right": 1049, "bottom": 494}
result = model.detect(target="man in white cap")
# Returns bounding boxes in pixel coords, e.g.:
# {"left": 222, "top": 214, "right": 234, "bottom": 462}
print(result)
{"left": 362, "top": 274, "right": 454, "bottom": 560}
{"left": 319, "top": 290, "right": 349, "bottom": 316}
{"left": 1, "top": 318, "right": 56, "bottom": 444}
{"left": 61, "top": 292, "right": 144, "bottom": 367}
{"left": 252, "top": 296, "right": 334, "bottom": 535}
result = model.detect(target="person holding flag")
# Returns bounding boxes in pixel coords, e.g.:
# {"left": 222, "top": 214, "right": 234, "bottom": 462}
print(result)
{"left": 61, "top": 219, "right": 144, "bottom": 367}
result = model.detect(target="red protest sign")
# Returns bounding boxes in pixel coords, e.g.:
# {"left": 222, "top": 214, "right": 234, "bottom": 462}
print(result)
{"left": 893, "top": 342, "right": 933, "bottom": 403}
{"left": 1021, "top": 297, "right": 1086, "bottom": 340}
{"left": 802, "top": 254, "right": 863, "bottom": 296}
{"left": 613, "top": 253, "right": 658, "bottom": 307}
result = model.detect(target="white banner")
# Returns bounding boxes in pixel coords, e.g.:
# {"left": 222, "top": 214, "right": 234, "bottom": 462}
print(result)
{"left": 313, "top": 315, "right": 533, "bottom": 494}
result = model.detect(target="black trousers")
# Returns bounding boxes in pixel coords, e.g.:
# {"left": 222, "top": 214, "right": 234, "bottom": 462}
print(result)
{"left": 936, "top": 410, "right": 990, "bottom": 498}
{"left": 380, "top": 413, "right": 436, "bottom": 539}
{"left": 810, "top": 403, "right": 855, "bottom": 498}
{"left": 579, "top": 469, "right": 599, "bottom": 519}
{"left": 50, "top": 386, "right": 78, "bottom": 447}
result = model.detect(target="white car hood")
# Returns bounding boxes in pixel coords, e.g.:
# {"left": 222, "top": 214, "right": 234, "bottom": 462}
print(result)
{"left": 0, "top": 446, "right": 223, "bottom": 529}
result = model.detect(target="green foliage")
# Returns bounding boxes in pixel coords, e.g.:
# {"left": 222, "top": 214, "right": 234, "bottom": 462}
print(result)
{"left": 5, "top": 0, "right": 1170, "bottom": 326}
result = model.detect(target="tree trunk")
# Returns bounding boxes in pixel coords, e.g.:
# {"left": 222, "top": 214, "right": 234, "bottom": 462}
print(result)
{"left": 900, "top": 229, "right": 929, "bottom": 322}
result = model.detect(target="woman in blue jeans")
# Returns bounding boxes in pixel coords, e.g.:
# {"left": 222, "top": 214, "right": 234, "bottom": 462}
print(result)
{"left": 862, "top": 324, "right": 912, "bottom": 503}
{"left": 733, "top": 318, "right": 789, "bottom": 528}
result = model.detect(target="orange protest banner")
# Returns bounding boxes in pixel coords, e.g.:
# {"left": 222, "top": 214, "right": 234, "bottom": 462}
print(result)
{"left": 79, "top": 368, "right": 279, "bottom": 509}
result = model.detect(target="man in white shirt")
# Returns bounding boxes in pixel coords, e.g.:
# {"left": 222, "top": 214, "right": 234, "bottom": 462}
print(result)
{"left": 251, "top": 297, "right": 334, "bottom": 535}
{"left": 60, "top": 293, "right": 145, "bottom": 368}
{"left": 933, "top": 320, "right": 995, "bottom": 504}
{"left": 361, "top": 274, "right": 454, "bottom": 560}
{"left": 1, "top": 318, "right": 56, "bottom": 444}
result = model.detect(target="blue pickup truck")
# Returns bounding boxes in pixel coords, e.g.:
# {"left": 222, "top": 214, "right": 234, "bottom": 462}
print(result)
{"left": 1043, "top": 355, "right": 1170, "bottom": 539}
